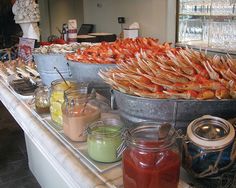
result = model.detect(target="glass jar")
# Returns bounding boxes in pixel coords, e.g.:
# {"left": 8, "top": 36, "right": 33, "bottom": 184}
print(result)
{"left": 87, "top": 119, "right": 123, "bottom": 163}
{"left": 120, "top": 122, "right": 180, "bottom": 188}
{"left": 183, "top": 115, "right": 236, "bottom": 178}
{"left": 49, "top": 79, "right": 78, "bottom": 126}
{"left": 34, "top": 86, "right": 50, "bottom": 114}
{"left": 62, "top": 89, "right": 101, "bottom": 142}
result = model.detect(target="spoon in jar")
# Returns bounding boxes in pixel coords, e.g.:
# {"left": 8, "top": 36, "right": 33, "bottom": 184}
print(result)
{"left": 80, "top": 89, "right": 96, "bottom": 114}
{"left": 54, "top": 67, "right": 70, "bottom": 88}
{"left": 158, "top": 123, "right": 172, "bottom": 139}
{"left": 81, "top": 96, "right": 89, "bottom": 114}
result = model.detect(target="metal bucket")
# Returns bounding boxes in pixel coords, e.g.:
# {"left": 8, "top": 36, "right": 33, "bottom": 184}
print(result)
{"left": 67, "top": 60, "right": 116, "bottom": 98}
{"left": 33, "top": 54, "right": 71, "bottom": 86}
{"left": 113, "top": 90, "right": 236, "bottom": 130}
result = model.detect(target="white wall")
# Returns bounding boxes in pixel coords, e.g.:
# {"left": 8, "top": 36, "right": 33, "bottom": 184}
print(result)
{"left": 39, "top": 0, "right": 84, "bottom": 41}
{"left": 49, "top": 0, "right": 84, "bottom": 36}
{"left": 38, "top": 0, "right": 51, "bottom": 41}
{"left": 83, "top": 0, "right": 176, "bottom": 43}
{"left": 39, "top": 0, "right": 176, "bottom": 43}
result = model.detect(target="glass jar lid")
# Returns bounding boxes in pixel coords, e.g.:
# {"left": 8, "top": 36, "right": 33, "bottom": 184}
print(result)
{"left": 187, "top": 115, "right": 235, "bottom": 149}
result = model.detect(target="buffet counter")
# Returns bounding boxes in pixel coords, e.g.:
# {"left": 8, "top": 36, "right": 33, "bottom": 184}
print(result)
{"left": 0, "top": 78, "right": 191, "bottom": 188}
{"left": 0, "top": 79, "right": 123, "bottom": 188}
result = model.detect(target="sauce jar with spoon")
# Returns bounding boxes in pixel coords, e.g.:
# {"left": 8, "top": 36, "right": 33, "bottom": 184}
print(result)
{"left": 49, "top": 79, "right": 78, "bottom": 126}
{"left": 117, "top": 122, "right": 181, "bottom": 188}
{"left": 62, "top": 89, "right": 101, "bottom": 142}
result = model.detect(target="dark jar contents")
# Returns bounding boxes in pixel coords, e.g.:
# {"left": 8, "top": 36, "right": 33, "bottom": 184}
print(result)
{"left": 121, "top": 123, "right": 180, "bottom": 188}
{"left": 36, "top": 106, "right": 49, "bottom": 114}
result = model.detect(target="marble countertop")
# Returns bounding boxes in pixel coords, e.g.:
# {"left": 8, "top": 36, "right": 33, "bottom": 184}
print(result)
{"left": 0, "top": 79, "right": 192, "bottom": 188}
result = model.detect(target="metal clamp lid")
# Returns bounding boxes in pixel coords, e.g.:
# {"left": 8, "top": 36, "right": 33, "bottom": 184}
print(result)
{"left": 116, "top": 122, "right": 176, "bottom": 158}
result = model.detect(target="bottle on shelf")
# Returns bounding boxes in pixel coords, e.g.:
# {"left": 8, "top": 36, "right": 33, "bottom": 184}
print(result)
{"left": 62, "top": 23, "right": 68, "bottom": 42}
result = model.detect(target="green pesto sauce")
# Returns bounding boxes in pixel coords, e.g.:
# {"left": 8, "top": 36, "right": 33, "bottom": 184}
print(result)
{"left": 88, "top": 126, "right": 122, "bottom": 163}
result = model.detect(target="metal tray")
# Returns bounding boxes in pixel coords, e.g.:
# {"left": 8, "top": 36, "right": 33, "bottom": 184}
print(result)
{"left": 113, "top": 90, "right": 236, "bottom": 130}
{"left": 9, "top": 78, "right": 38, "bottom": 96}
{"left": 43, "top": 116, "right": 121, "bottom": 173}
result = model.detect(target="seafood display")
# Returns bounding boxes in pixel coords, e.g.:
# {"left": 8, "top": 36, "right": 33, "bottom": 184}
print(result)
{"left": 0, "top": 58, "right": 39, "bottom": 95}
{"left": 0, "top": 58, "right": 39, "bottom": 81}
{"left": 99, "top": 47, "right": 236, "bottom": 100}
{"left": 66, "top": 38, "right": 168, "bottom": 64}
{"left": 34, "top": 43, "right": 94, "bottom": 54}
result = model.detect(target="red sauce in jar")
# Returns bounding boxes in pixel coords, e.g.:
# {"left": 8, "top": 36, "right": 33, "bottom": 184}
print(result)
{"left": 122, "top": 141, "right": 180, "bottom": 188}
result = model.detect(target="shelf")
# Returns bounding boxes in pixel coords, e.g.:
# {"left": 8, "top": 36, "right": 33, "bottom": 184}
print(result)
{"left": 177, "top": 0, "right": 236, "bottom": 51}
{"left": 176, "top": 42, "right": 236, "bottom": 55}
{"left": 179, "top": 13, "right": 236, "bottom": 18}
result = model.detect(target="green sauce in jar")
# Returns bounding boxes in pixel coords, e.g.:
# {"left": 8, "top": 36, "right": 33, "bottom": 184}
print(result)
{"left": 87, "top": 124, "right": 122, "bottom": 163}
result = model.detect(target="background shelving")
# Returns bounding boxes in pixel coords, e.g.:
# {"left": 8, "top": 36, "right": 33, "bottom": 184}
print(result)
{"left": 177, "top": 0, "right": 236, "bottom": 52}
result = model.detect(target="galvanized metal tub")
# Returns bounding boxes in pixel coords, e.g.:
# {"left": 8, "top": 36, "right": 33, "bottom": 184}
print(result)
{"left": 67, "top": 60, "right": 116, "bottom": 98}
{"left": 33, "top": 54, "right": 71, "bottom": 86}
{"left": 113, "top": 90, "right": 236, "bottom": 130}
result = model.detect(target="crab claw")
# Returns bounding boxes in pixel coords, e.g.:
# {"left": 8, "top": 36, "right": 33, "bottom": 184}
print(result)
{"left": 163, "top": 90, "right": 198, "bottom": 99}
{"left": 202, "top": 61, "right": 220, "bottom": 80}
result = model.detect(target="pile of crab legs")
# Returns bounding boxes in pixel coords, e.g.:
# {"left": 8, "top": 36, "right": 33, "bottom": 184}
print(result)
{"left": 99, "top": 47, "right": 236, "bottom": 100}
{"left": 67, "top": 38, "right": 169, "bottom": 64}
{"left": 0, "top": 58, "right": 39, "bottom": 81}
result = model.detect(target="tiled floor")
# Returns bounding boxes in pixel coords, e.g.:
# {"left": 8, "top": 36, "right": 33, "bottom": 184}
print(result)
{"left": 0, "top": 103, "right": 41, "bottom": 188}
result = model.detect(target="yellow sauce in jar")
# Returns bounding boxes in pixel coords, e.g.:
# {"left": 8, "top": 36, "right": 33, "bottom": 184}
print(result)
{"left": 50, "top": 80, "right": 77, "bottom": 126}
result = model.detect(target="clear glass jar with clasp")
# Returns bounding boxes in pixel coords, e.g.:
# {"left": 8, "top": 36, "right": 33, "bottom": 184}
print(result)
{"left": 62, "top": 88, "right": 101, "bottom": 142}
{"left": 34, "top": 86, "right": 50, "bottom": 114}
{"left": 87, "top": 118, "right": 123, "bottom": 163}
{"left": 49, "top": 79, "right": 78, "bottom": 126}
{"left": 118, "top": 122, "right": 181, "bottom": 188}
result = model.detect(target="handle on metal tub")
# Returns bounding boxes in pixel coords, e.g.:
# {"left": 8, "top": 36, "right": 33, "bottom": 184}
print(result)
{"left": 67, "top": 62, "right": 72, "bottom": 77}
{"left": 110, "top": 89, "right": 117, "bottom": 110}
